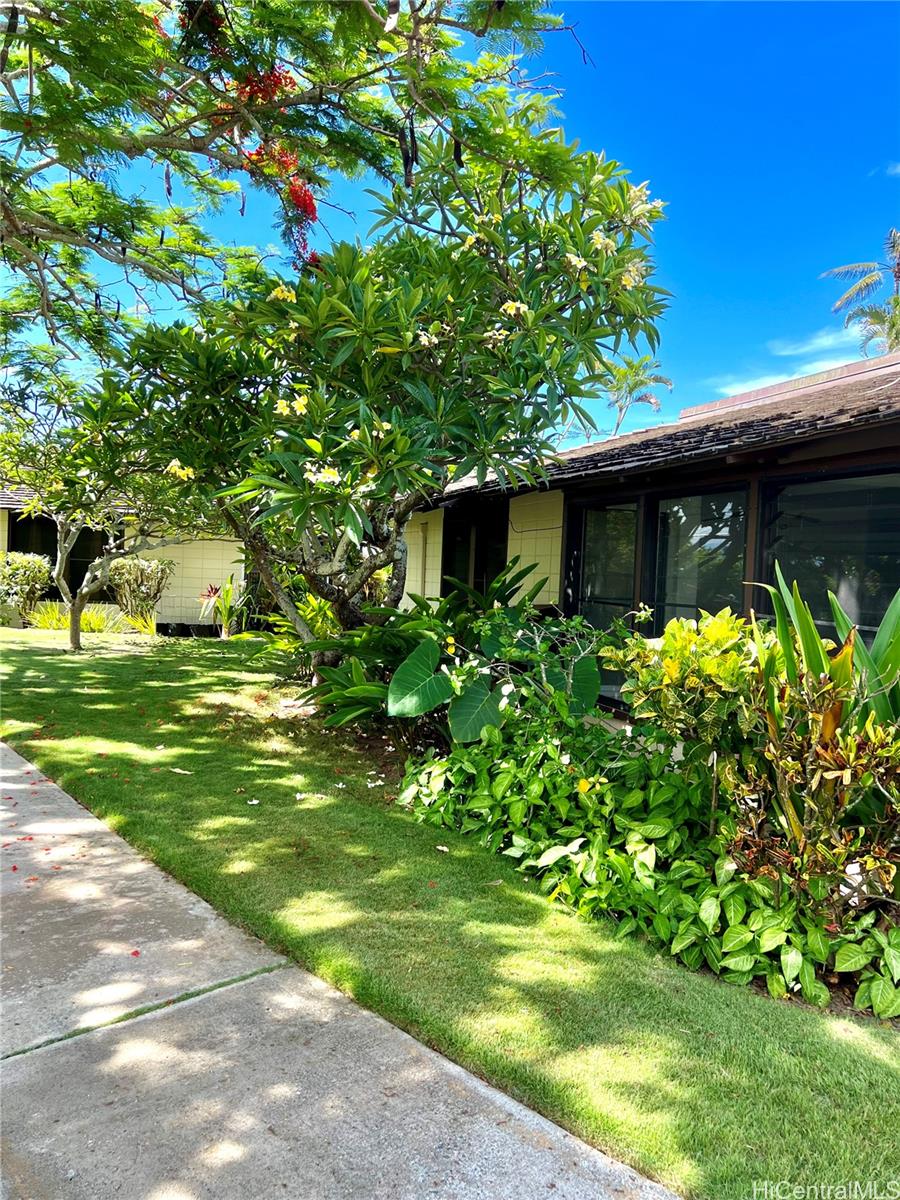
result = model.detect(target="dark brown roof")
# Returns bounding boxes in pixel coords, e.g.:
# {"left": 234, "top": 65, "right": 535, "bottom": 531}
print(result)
{"left": 448, "top": 354, "right": 900, "bottom": 495}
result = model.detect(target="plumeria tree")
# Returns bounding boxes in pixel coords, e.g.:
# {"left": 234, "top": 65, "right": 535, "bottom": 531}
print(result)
{"left": 1, "top": 0, "right": 564, "bottom": 356}
{"left": 0, "top": 374, "right": 217, "bottom": 649}
{"left": 88, "top": 106, "right": 666, "bottom": 637}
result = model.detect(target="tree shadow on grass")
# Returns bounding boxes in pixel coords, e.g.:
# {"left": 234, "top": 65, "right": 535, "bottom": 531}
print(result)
{"left": 3, "top": 634, "right": 899, "bottom": 1200}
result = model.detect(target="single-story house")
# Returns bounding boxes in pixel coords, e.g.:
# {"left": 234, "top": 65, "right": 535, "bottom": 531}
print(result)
{"left": 404, "top": 354, "right": 900, "bottom": 650}
{"left": 0, "top": 487, "right": 243, "bottom": 632}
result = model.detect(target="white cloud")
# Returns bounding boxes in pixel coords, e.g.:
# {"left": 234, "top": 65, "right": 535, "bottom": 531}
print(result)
{"left": 887, "top": 162, "right": 900, "bottom": 177}
{"left": 766, "top": 326, "right": 859, "bottom": 357}
{"left": 709, "top": 354, "right": 857, "bottom": 398}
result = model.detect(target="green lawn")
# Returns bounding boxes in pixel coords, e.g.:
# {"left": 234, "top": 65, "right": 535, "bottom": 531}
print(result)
{"left": 2, "top": 629, "right": 898, "bottom": 1198}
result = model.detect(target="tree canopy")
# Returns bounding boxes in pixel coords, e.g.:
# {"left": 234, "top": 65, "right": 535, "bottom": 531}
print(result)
{"left": 86, "top": 107, "right": 666, "bottom": 631}
{"left": 1, "top": 0, "right": 561, "bottom": 355}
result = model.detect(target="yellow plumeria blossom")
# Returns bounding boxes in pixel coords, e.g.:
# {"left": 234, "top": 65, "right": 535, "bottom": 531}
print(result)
{"left": 268, "top": 284, "right": 297, "bottom": 303}
{"left": 499, "top": 300, "right": 530, "bottom": 319}
{"left": 291, "top": 394, "right": 309, "bottom": 415}
{"left": 565, "top": 253, "right": 588, "bottom": 272}
{"left": 165, "top": 459, "right": 195, "bottom": 481}
{"left": 590, "top": 230, "right": 616, "bottom": 254}
{"left": 304, "top": 465, "right": 340, "bottom": 485}
{"left": 620, "top": 264, "right": 647, "bottom": 291}
{"left": 348, "top": 428, "right": 361, "bottom": 440}
{"left": 274, "top": 397, "right": 291, "bottom": 416}
{"left": 417, "top": 330, "right": 438, "bottom": 348}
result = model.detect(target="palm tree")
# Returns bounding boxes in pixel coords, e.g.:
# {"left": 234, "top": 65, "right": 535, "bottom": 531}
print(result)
{"left": 604, "top": 356, "right": 673, "bottom": 435}
{"left": 843, "top": 295, "right": 900, "bottom": 355}
{"left": 821, "top": 228, "right": 900, "bottom": 313}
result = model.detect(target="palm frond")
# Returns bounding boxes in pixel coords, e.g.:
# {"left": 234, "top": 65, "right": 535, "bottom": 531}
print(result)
{"left": 884, "top": 227, "right": 900, "bottom": 263}
{"left": 819, "top": 261, "right": 880, "bottom": 281}
{"left": 830, "top": 272, "right": 885, "bottom": 312}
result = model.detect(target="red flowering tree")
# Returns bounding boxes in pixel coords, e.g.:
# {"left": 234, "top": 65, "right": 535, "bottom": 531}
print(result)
{"left": 1, "top": 0, "right": 567, "bottom": 357}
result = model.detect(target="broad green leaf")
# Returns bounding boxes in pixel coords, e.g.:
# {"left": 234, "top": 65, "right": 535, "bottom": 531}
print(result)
{"left": 758, "top": 927, "right": 788, "bottom": 954}
{"left": 722, "top": 925, "right": 754, "bottom": 953}
{"left": 781, "top": 944, "right": 802, "bottom": 982}
{"left": 870, "top": 976, "right": 900, "bottom": 1019}
{"left": 833, "top": 943, "right": 873, "bottom": 973}
{"left": 448, "top": 677, "right": 503, "bottom": 743}
{"left": 387, "top": 640, "right": 453, "bottom": 717}
{"left": 699, "top": 895, "right": 721, "bottom": 933}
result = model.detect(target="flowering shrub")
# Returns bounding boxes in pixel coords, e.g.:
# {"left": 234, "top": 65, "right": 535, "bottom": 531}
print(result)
{"left": 0, "top": 551, "right": 52, "bottom": 619}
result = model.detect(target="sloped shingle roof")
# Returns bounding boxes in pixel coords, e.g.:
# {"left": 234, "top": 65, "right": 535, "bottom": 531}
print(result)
{"left": 448, "top": 354, "right": 900, "bottom": 495}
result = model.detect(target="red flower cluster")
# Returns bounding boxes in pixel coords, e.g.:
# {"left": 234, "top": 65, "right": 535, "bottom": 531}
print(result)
{"left": 243, "top": 142, "right": 299, "bottom": 177}
{"left": 287, "top": 179, "right": 317, "bottom": 223}
{"left": 237, "top": 65, "right": 296, "bottom": 105}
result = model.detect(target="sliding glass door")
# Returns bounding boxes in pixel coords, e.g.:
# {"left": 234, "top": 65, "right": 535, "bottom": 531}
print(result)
{"left": 761, "top": 472, "right": 900, "bottom": 640}
{"left": 655, "top": 491, "right": 747, "bottom": 627}
{"left": 580, "top": 503, "right": 638, "bottom": 628}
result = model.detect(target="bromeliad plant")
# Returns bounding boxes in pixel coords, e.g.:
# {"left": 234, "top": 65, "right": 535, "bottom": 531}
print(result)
{"left": 199, "top": 575, "right": 247, "bottom": 638}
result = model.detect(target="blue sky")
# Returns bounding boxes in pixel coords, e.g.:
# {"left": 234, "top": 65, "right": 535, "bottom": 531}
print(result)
{"left": 190, "top": 2, "right": 900, "bottom": 432}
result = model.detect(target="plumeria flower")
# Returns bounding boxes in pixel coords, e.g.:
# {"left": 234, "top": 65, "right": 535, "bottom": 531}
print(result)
{"left": 348, "top": 429, "right": 360, "bottom": 440}
{"left": 499, "top": 300, "right": 530, "bottom": 319}
{"left": 165, "top": 459, "right": 195, "bottom": 481}
{"left": 275, "top": 397, "right": 291, "bottom": 415}
{"left": 418, "top": 330, "right": 438, "bottom": 348}
{"left": 304, "top": 465, "right": 340, "bottom": 485}
{"left": 590, "top": 231, "right": 617, "bottom": 254}
{"left": 291, "top": 394, "right": 309, "bottom": 415}
{"left": 267, "top": 284, "right": 297, "bottom": 302}
{"left": 565, "top": 253, "right": 588, "bottom": 272}
{"left": 620, "top": 264, "right": 647, "bottom": 290}
{"left": 483, "top": 328, "right": 509, "bottom": 346}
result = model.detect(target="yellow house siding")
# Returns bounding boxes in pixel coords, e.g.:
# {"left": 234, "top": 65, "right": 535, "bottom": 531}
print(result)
{"left": 139, "top": 539, "right": 244, "bottom": 625}
{"left": 507, "top": 490, "right": 564, "bottom": 606}
{"left": 402, "top": 509, "right": 444, "bottom": 606}
{"left": 0, "top": 510, "right": 8, "bottom": 551}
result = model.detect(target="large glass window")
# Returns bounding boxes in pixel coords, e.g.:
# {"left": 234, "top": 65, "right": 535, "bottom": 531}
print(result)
{"left": 762, "top": 473, "right": 900, "bottom": 639}
{"left": 580, "top": 504, "right": 638, "bottom": 630}
{"left": 655, "top": 491, "right": 747, "bottom": 626}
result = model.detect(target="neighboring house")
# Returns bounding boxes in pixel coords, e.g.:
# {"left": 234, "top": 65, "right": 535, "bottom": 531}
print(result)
{"left": 405, "top": 354, "right": 900, "bottom": 651}
{"left": 0, "top": 488, "right": 243, "bottom": 632}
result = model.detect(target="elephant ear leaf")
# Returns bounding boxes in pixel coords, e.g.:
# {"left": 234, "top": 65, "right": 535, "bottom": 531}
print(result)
{"left": 387, "top": 640, "right": 453, "bottom": 717}
{"left": 448, "top": 676, "right": 503, "bottom": 742}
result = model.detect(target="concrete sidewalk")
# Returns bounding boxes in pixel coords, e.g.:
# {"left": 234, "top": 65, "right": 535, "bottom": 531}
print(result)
{"left": 1, "top": 743, "right": 676, "bottom": 1200}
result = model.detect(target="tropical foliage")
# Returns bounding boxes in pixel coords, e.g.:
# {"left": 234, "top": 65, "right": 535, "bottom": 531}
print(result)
{"left": 0, "top": 551, "right": 52, "bottom": 619}
{"left": 1, "top": 0, "right": 560, "bottom": 357}
{"left": 108, "top": 557, "right": 176, "bottom": 619}
{"left": 601, "top": 355, "right": 672, "bottom": 435}
{"left": 822, "top": 228, "right": 900, "bottom": 354}
{"left": 392, "top": 572, "right": 900, "bottom": 1018}
{"left": 85, "top": 112, "right": 665, "bottom": 638}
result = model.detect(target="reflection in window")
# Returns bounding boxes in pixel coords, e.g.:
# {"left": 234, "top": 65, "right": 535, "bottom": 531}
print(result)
{"left": 580, "top": 504, "right": 637, "bottom": 701}
{"left": 656, "top": 491, "right": 746, "bottom": 626}
{"left": 580, "top": 504, "right": 637, "bottom": 630}
{"left": 762, "top": 473, "right": 900, "bottom": 639}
